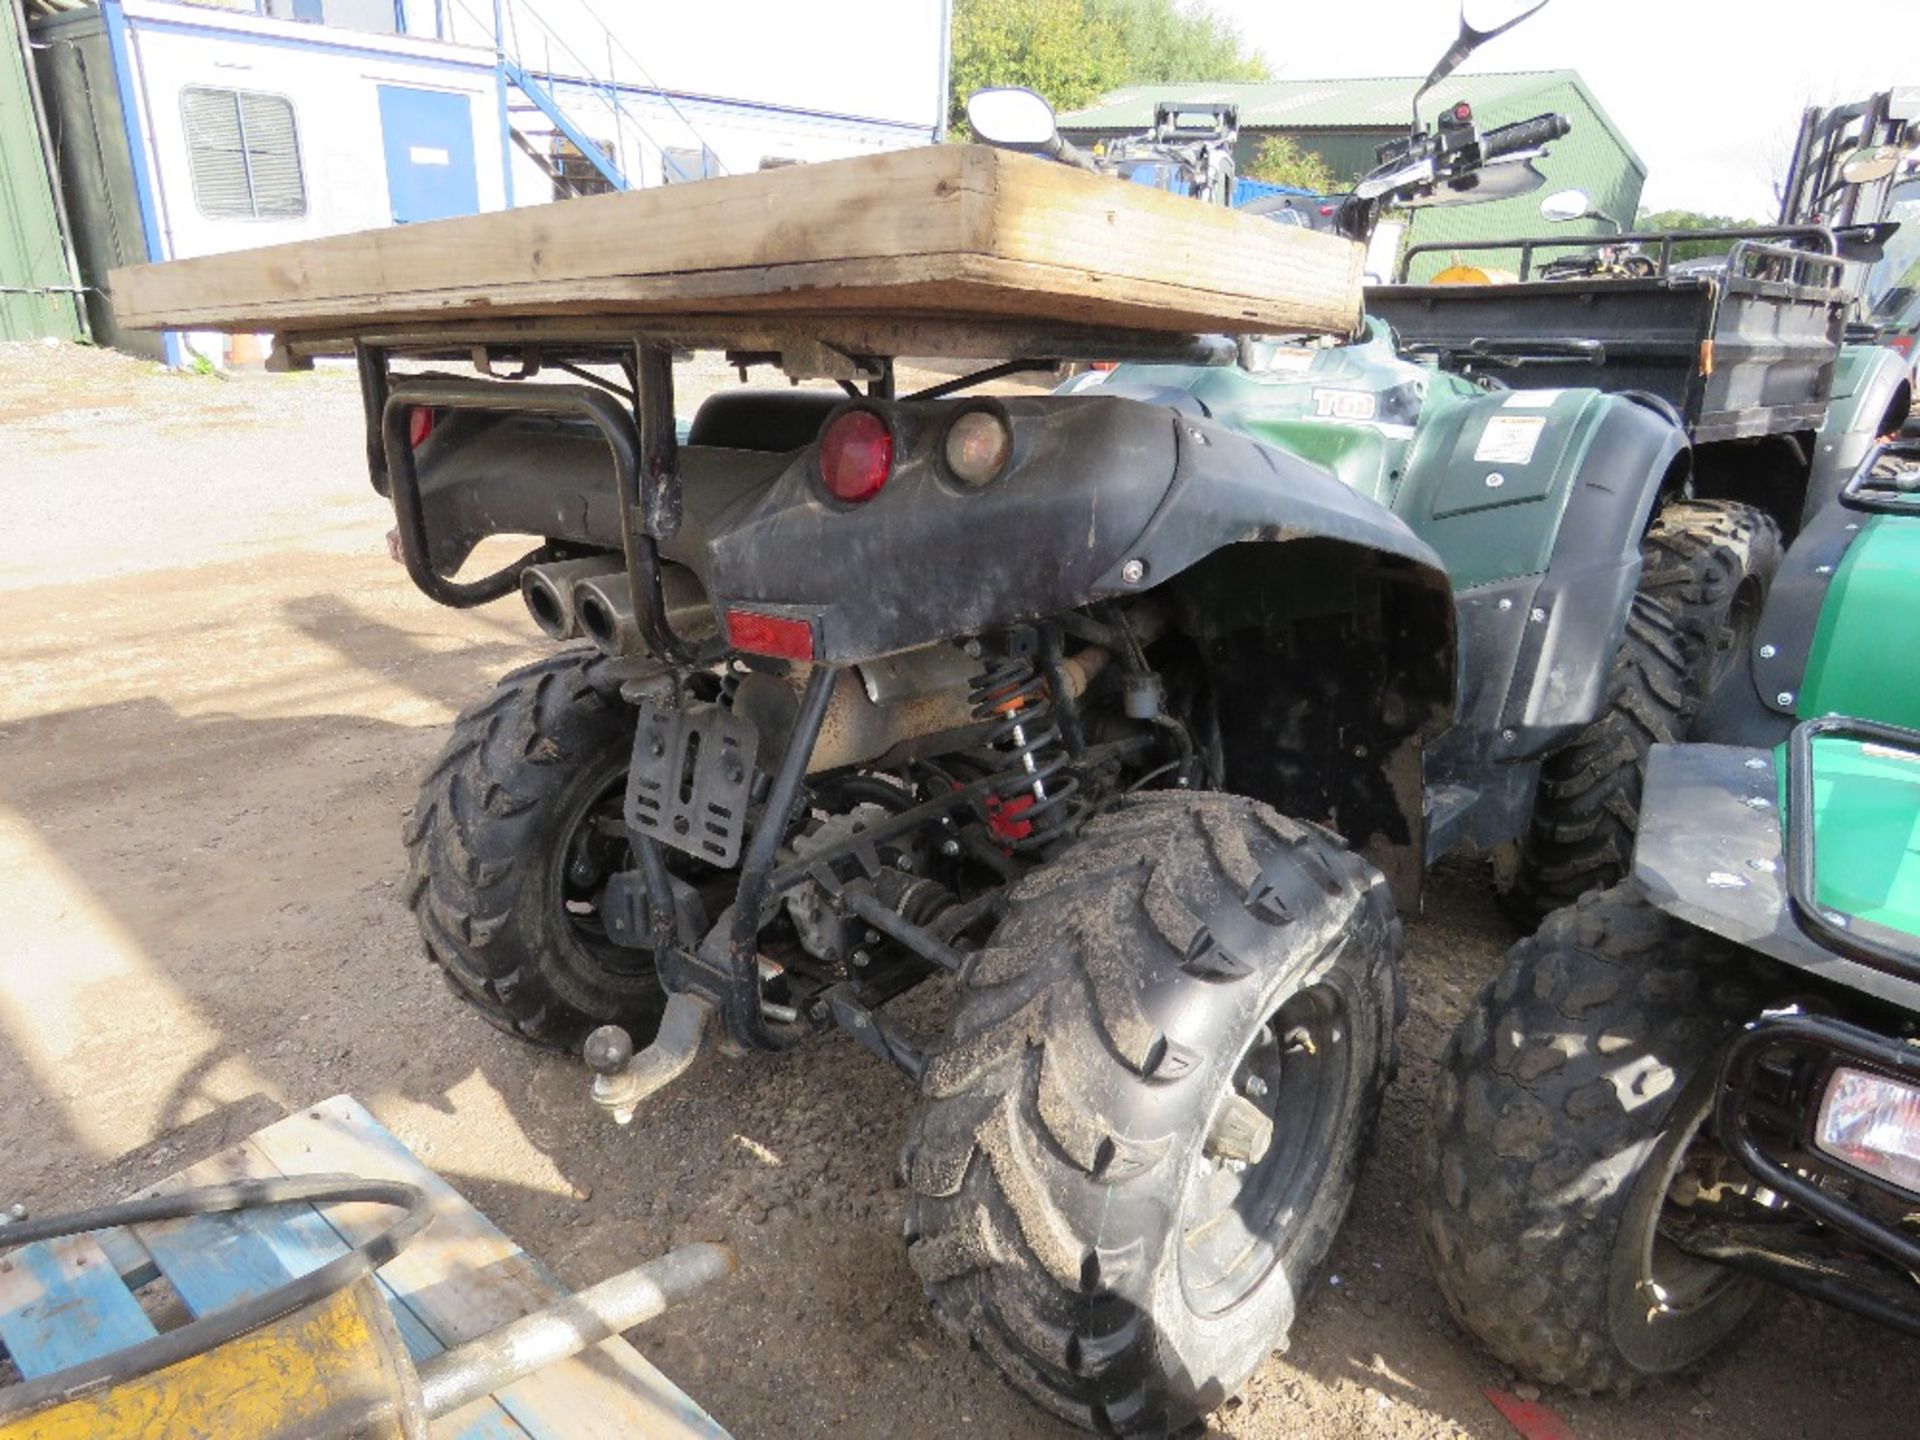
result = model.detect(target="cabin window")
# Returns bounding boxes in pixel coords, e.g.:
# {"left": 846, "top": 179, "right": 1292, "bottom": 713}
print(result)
{"left": 181, "top": 88, "right": 307, "bottom": 220}
{"left": 550, "top": 136, "right": 620, "bottom": 200}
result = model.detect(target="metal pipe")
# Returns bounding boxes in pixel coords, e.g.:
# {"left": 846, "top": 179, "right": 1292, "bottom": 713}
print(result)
{"left": 727, "top": 664, "right": 840, "bottom": 980}
{"left": 381, "top": 378, "right": 635, "bottom": 608}
{"left": 416, "top": 1244, "right": 736, "bottom": 1418}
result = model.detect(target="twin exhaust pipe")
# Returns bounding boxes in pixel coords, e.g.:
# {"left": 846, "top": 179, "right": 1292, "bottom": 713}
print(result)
{"left": 521, "top": 557, "right": 714, "bottom": 658}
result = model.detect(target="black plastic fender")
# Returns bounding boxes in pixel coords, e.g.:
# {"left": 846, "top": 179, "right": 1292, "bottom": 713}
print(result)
{"left": 704, "top": 395, "right": 1451, "bottom": 665}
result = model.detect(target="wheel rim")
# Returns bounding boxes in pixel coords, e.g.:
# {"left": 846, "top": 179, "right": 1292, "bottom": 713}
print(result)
{"left": 550, "top": 771, "right": 652, "bottom": 978}
{"left": 1607, "top": 1079, "right": 1760, "bottom": 1370}
{"left": 1177, "top": 983, "right": 1353, "bottom": 1317}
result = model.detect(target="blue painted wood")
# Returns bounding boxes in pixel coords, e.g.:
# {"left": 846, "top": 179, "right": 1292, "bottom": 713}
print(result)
{"left": 0, "top": 1235, "right": 158, "bottom": 1380}
{"left": 134, "top": 1186, "right": 531, "bottom": 1440}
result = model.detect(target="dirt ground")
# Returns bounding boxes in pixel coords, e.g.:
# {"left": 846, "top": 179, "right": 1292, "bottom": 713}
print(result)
{"left": 1, "top": 340, "right": 1913, "bottom": 1438}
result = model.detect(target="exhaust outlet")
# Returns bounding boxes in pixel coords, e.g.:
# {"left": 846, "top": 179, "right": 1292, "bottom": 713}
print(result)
{"left": 521, "top": 557, "right": 624, "bottom": 640}
{"left": 573, "top": 564, "right": 715, "bottom": 658}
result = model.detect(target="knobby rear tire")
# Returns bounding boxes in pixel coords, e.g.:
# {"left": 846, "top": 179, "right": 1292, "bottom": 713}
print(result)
{"left": 904, "top": 791, "right": 1402, "bottom": 1434}
{"left": 403, "top": 651, "right": 663, "bottom": 1054}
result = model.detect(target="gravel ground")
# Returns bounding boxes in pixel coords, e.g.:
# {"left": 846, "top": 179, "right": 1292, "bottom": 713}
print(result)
{"left": 1, "top": 340, "right": 1913, "bottom": 1438}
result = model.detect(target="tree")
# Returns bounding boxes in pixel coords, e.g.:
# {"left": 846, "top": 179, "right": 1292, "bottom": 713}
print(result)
{"left": 1242, "top": 135, "right": 1339, "bottom": 192}
{"left": 948, "top": 0, "right": 1270, "bottom": 137}
{"left": 1634, "top": 208, "right": 1768, "bottom": 263}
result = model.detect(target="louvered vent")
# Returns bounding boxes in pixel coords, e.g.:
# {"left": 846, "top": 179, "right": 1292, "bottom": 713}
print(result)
{"left": 182, "top": 88, "right": 306, "bottom": 220}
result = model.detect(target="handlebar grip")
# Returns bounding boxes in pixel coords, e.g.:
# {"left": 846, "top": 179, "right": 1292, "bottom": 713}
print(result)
{"left": 1480, "top": 112, "right": 1571, "bottom": 158}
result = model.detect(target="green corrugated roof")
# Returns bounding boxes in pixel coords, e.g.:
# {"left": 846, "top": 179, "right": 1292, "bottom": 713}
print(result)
{"left": 1059, "top": 69, "right": 1644, "bottom": 178}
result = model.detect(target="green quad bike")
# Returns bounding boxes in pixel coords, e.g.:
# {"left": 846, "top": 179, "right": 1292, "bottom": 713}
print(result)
{"left": 1422, "top": 438, "right": 1920, "bottom": 1388}
{"left": 1090, "top": 84, "right": 1920, "bottom": 923}
{"left": 382, "top": 1, "right": 1792, "bottom": 1430}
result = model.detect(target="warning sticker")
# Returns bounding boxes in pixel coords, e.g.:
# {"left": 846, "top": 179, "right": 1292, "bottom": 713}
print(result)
{"left": 1502, "top": 389, "right": 1564, "bottom": 409}
{"left": 1474, "top": 415, "right": 1546, "bottom": 465}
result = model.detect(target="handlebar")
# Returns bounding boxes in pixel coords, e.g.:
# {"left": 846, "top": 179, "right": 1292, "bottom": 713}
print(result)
{"left": 1480, "top": 112, "right": 1571, "bottom": 158}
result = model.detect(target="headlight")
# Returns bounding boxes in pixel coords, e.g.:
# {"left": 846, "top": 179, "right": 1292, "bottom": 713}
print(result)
{"left": 1815, "top": 1065, "right": 1920, "bottom": 1195}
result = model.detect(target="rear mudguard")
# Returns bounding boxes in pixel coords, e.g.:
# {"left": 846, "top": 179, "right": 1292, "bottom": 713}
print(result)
{"left": 1421, "top": 391, "right": 1691, "bottom": 852}
{"left": 1806, "top": 344, "right": 1912, "bottom": 522}
{"left": 704, "top": 393, "right": 1453, "bottom": 664}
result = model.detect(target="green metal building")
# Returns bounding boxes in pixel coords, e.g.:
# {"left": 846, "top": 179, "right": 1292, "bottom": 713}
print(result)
{"left": 1058, "top": 70, "right": 1645, "bottom": 281}
{"left": 0, "top": 0, "right": 85, "bottom": 340}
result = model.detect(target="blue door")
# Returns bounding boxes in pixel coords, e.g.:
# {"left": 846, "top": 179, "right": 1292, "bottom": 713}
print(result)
{"left": 376, "top": 85, "right": 479, "bottom": 224}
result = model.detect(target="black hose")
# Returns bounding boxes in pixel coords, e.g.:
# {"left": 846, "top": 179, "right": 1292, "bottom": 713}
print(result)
{"left": 0, "top": 1175, "right": 428, "bottom": 1423}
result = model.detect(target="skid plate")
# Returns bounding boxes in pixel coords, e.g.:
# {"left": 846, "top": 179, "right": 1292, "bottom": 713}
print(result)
{"left": 625, "top": 702, "right": 759, "bottom": 866}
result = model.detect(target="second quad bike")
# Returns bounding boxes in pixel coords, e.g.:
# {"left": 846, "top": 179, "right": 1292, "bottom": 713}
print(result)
{"left": 368, "top": 2, "right": 1799, "bottom": 1432}
{"left": 1422, "top": 439, "right": 1920, "bottom": 1388}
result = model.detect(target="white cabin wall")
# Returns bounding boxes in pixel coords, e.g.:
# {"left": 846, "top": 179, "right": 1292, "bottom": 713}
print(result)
{"left": 462, "top": 0, "right": 947, "bottom": 133}
{"left": 123, "top": 11, "right": 506, "bottom": 264}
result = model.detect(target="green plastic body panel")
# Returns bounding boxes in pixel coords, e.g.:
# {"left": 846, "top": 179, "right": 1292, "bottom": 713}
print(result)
{"left": 1101, "top": 324, "right": 1611, "bottom": 587}
{"left": 1799, "top": 514, "right": 1920, "bottom": 730}
{"left": 1787, "top": 734, "right": 1920, "bottom": 944}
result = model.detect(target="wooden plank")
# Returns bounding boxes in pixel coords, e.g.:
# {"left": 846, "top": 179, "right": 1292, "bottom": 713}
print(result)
{"left": 109, "top": 145, "right": 1363, "bottom": 341}
{"left": 89, "top": 1227, "right": 158, "bottom": 1292}
{"left": 0, "top": 1234, "right": 157, "bottom": 1380}
{"left": 246, "top": 1097, "right": 729, "bottom": 1440}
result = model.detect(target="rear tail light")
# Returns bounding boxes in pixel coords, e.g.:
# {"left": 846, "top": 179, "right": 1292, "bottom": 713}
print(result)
{"left": 1889, "top": 335, "right": 1914, "bottom": 358}
{"left": 818, "top": 409, "right": 892, "bottom": 503}
{"left": 1816, "top": 1065, "right": 1920, "bottom": 1195}
{"left": 408, "top": 406, "right": 438, "bottom": 448}
{"left": 944, "top": 409, "right": 1013, "bottom": 487}
{"left": 725, "top": 609, "right": 816, "bottom": 661}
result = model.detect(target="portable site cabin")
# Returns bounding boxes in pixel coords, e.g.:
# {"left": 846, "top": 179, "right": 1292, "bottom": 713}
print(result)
{"left": 29, "top": 0, "right": 948, "bottom": 363}
{"left": 1060, "top": 70, "right": 1646, "bottom": 282}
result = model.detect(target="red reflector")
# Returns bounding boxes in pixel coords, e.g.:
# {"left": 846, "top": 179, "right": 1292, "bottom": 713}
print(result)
{"left": 408, "top": 406, "right": 437, "bottom": 448}
{"left": 725, "top": 609, "right": 816, "bottom": 661}
{"left": 819, "top": 409, "right": 892, "bottom": 503}
{"left": 1453, "top": 102, "right": 1472, "bottom": 120}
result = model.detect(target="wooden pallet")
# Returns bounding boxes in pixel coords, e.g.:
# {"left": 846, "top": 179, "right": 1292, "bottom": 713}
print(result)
{"left": 108, "top": 144, "right": 1365, "bottom": 345}
{"left": 0, "top": 1097, "right": 728, "bottom": 1440}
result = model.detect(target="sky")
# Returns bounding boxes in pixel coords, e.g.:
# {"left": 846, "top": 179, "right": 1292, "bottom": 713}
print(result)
{"left": 1205, "top": 0, "right": 1909, "bottom": 219}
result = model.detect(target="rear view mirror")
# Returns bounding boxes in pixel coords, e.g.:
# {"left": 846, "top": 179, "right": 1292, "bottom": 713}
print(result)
{"left": 966, "top": 88, "right": 1059, "bottom": 149}
{"left": 1539, "top": 187, "right": 1590, "bottom": 222}
{"left": 1414, "top": 0, "right": 1552, "bottom": 129}
{"left": 1841, "top": 144, "right": 1903, "bottom": 185}
{"left": 1461, "top": 0, "right": 1551, "bottom": 36}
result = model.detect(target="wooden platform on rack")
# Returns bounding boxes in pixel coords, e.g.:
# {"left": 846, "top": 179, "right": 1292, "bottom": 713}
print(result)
{"left": 109, "top": 145, "right": 1364, "bottom": 345}
{"left": 0, "top": 1096, "right": 728, "bottom": 1440}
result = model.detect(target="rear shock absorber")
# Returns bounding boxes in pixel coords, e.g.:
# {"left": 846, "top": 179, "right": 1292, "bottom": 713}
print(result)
{"left": 968, "top": 656, "right": 1077, "bottom": 849}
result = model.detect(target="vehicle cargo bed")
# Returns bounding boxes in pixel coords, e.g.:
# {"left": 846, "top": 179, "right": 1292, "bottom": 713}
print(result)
{"left": 1369, "top": 233, "right": 1848, "bottom": 443}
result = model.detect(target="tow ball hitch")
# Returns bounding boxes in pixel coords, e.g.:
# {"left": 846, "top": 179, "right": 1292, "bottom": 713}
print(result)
{"left": 583, "top": 992, "right": 719, "bottom": 1124}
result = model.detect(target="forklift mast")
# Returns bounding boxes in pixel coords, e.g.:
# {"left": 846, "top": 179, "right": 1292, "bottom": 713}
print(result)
{"left": 1777, "top": 87, "right": 1920, "bottom": 230}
